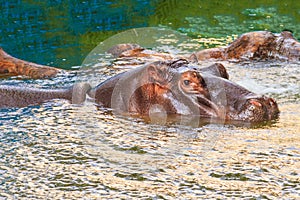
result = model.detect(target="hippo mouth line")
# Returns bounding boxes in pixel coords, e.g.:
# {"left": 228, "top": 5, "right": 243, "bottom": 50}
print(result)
{"left": 194, "top": 93, "right": 223, "bottom": 118}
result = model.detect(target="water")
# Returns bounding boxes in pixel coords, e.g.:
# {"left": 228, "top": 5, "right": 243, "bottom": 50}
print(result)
{"left": 1, "top": 1, "right": 300, "bottom": 199}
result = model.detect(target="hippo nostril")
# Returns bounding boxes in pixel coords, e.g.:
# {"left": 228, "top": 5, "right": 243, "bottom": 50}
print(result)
{"left": 269, "top": 98, "right": 276, "bottom": 106}
{"left": 248, "top": 104, "right": 256, "bottom": 111}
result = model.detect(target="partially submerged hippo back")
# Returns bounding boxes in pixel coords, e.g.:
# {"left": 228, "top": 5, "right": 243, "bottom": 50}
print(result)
{"left": 0, "top": 82, "right": 91, "bottom": 108}
{"left": 0, "top": 47, "right": 60, "bottom": 78}
{"left": 89, "top": 59, "right": 279, "bottom": 124}
{"left": 189, "top": 31, "right": 300, "bottom": 62}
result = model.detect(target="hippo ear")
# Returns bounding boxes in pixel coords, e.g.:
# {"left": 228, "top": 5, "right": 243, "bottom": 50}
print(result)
{"left": 146, "top": 62, "right": 169, "bottom": 84}
{"left": 147, "top": 64, "right": 159, "bottom": 83}
{"left": 147, "top": 64, "right": 156, "bottom": 74}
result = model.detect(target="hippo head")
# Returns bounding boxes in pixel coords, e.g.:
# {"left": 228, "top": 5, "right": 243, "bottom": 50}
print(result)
{"left": 146, "top": 59, "right": 208, "bottom": 95}
{"left": 138, "top": 59, "right": 279, "bottom": 124}
{"left": 136, "top": 59, "right": 222, "bottom": 118}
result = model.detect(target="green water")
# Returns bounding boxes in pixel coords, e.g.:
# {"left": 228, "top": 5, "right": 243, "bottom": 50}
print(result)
{"left": 0, "top": 1, "right": 300, "bottom": 199}
{"left": 0, "top": 0, "right": 299, "bottom": 68}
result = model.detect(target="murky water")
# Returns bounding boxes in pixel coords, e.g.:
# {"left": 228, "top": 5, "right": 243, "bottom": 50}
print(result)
{"left": 1, "top": 1, "right": 300, "bottom": 199}
{"left": 1, "top": 52, "right": 299, "bottom": 199}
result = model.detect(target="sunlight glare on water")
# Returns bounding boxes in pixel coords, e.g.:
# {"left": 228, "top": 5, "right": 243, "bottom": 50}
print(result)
{"left": 1, "top": 52, "right": 299, "bottom": 199}
{"left": 0, "top": 1, "right": 300, "bottom": 199}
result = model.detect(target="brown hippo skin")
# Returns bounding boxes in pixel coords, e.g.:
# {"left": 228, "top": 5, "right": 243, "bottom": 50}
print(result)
{"left": 109, "top": 31, "right": 300, "bottom": 63}
{"left": 0, "top": 47, "right": 60, "bottom": 78}
{"left": 189, "top": 31, "right": 300, "bottom": 62}
{"left": 89, "top": 59, "right": 279, "bottom": 123}
{"left": 0, "top": 31, "right": 299, "bottom": 79}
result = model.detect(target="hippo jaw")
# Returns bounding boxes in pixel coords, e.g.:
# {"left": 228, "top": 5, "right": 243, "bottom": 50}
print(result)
{"left": 195, "top": 93, "right": 223, "bottom": 118}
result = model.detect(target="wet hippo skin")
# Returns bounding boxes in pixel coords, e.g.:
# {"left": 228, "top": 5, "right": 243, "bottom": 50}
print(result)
{"left": 110, "top": 31, "right": 300, "bottom": 63}
{"left": 89, "top": 59, "right": 279, "bottom": 123}
{"left": 0, "top": 57, "right": 279, "bottom": 124}
{"left": 0, "top": 48, "right": 60, "bottom": 79}
{"left": 0, "top": 82, "right": 91, "bottom": 108}
{"left": 88, "top": 61, "right": 228, "bottom": 110}
{"left": 190, "top": 31, "right": 300, "bottom": 62}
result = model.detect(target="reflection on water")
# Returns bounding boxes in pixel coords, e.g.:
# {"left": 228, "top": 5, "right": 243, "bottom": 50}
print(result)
{"left": 1, "top": 57, "right": 299, "bottom": 199}
{"left": 1, "top": 105, "right": 299, "bottom": 199}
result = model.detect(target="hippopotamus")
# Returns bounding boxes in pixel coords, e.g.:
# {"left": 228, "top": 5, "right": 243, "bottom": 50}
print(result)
{"left": 107, "top": 31, "right": 300, "bottom": 64}
{"left": 0, "top": 47, "right": 60, "bottom": 79}
{"left": 189, "top": 31, "right": 300, "bottom": 62}
{"left": 0, "top": 58, "right": 279, "bottom": 124}
{"left": 89, "top": 59, "right": 279, "bottom": 123}
{"left": 1, "top": 30, "right": 294, "bottom": 125}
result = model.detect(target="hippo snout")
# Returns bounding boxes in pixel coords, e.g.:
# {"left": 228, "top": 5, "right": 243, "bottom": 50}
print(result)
{"left": 231, "top": 96, "right": 279, "bottom": 123}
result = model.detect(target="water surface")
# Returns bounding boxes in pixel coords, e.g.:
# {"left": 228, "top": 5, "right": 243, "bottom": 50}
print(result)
{"left": 0, "top": 1, "right": 299, "bottom": 199}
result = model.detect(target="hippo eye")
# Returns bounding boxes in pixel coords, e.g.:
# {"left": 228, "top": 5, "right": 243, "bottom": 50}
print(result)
{"left": 183, "top": 80, "right": 190, "bottom": 86}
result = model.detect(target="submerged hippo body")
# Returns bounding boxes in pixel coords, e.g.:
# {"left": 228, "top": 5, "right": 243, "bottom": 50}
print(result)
{"left": 0, "top": 58, "right": 279, "bottom": 124}
{"left": 89, "top": 59, "right": 279, "bottom": 123}
{"left": 108, "top": 31, "right": 300, "bottom": 64}
{"left": 191, "top": 31, "right": 300, "bottom": 62}
{"left": 0, "top": 83, "right": 91, "bottom": 108}
{"left": 0, "top": 47, "right": 60, "bottom": 79}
